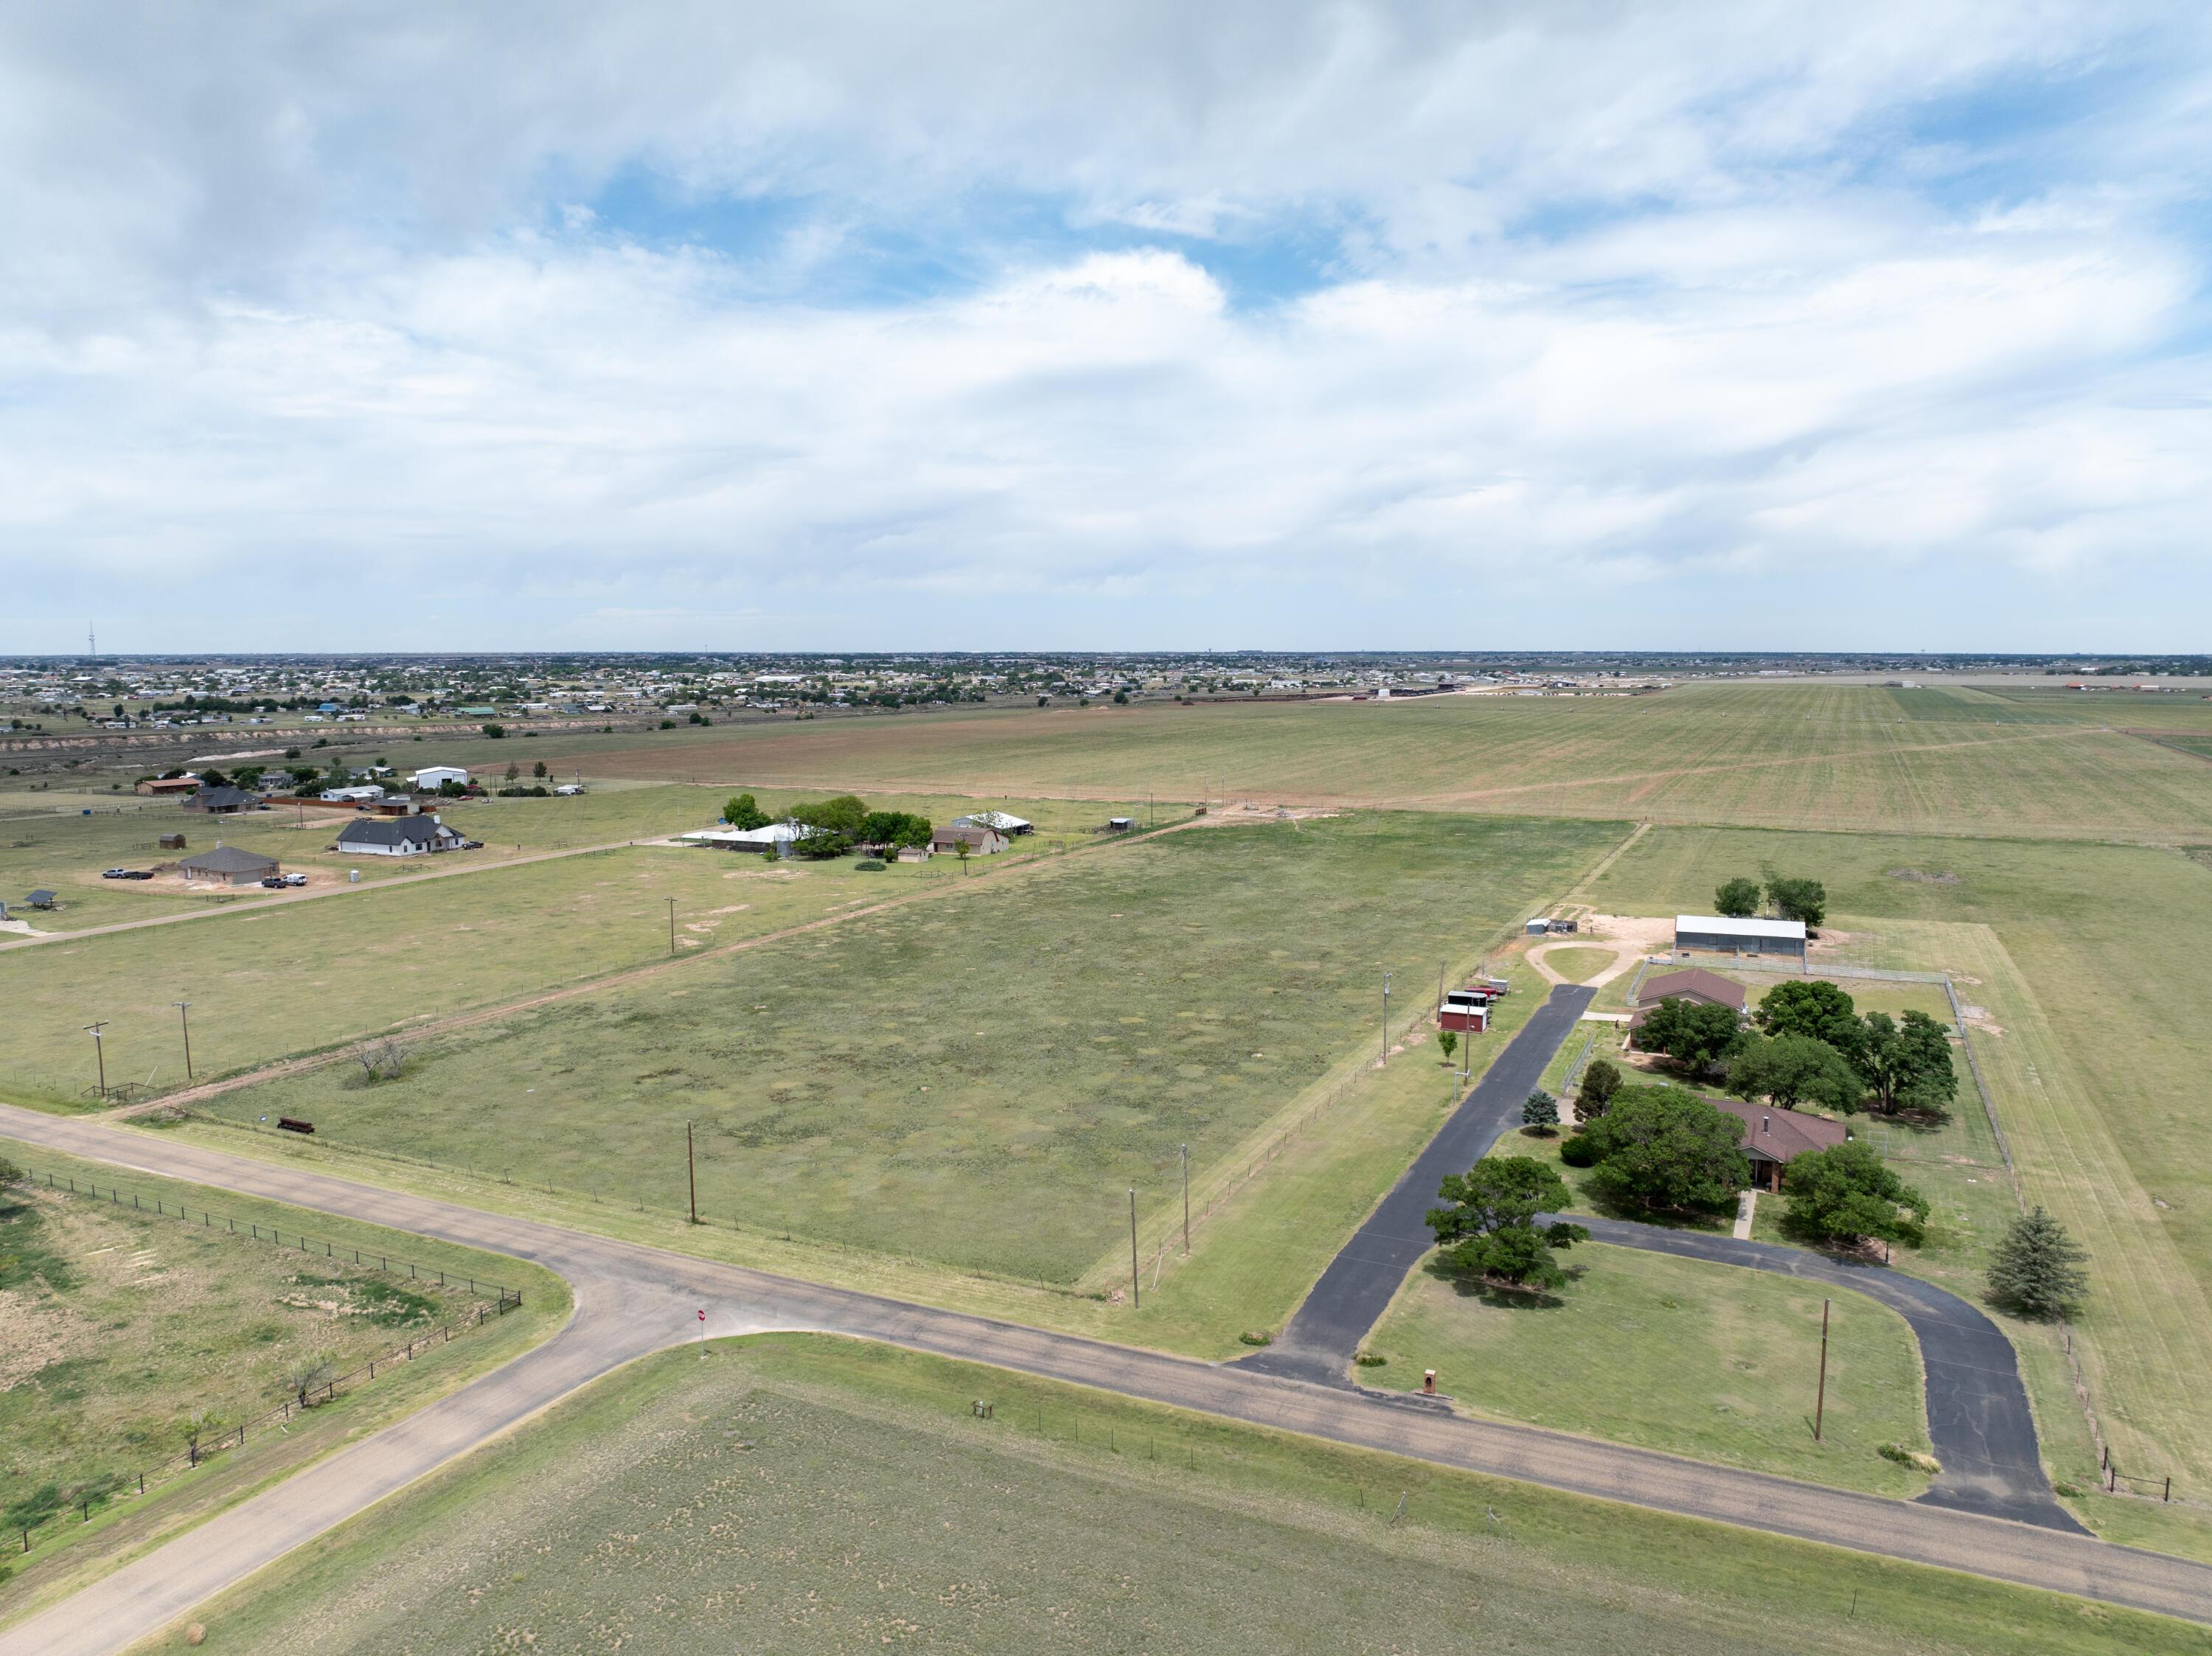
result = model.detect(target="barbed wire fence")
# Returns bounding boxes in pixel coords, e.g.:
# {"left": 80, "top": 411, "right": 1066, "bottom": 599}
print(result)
{"left": 8, "top": 1165, "right": 526, "bottom": 1562}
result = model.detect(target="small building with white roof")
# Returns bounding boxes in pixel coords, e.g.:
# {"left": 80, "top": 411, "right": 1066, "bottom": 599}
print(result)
{"left": 1674, "top": 914, "right": 1808, "bottom": 959}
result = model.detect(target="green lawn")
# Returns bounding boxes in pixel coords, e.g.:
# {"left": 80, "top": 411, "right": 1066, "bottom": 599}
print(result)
{"left": 159, "top": 1335, "right": 2207, "bottom": 1656}
{"left": 194, "top": 813, "right": 1621, "bottom": 1283}
{"left": 1586, "top": 827, "right": 2212, "bottom": 1500}
{"left": 1364, "top": 1244, "right": 1929, "bottom": 1496}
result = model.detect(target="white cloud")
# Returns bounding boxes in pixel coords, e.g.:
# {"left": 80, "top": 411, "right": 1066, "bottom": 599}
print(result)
{"left": 1, "top": 1, "right": 2209, "bottom": 648}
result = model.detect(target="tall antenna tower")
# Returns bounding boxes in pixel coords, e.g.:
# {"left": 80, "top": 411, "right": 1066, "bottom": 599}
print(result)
{"left": 88, "top": 622, "right": 97, "bottom": 661}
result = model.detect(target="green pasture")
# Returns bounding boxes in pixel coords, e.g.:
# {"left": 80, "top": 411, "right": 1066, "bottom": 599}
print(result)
{"left": 1363, "top": 1243, "right": 1927, "bottom": 1496}
{"left": 167, "top": 1335, "right": 2207, "bottom": 1656}
{"left": 195, "top": 814, "right": 1621, "bottom": 1282}
{"left": 523, "top": 681, "right": 2212, "bottom": 841}
{"left": 1587, "top": 826, "right": 2212, "bottom": 1495}
{"left": 0, "top": 846, "right": 966, "bottom": 1104}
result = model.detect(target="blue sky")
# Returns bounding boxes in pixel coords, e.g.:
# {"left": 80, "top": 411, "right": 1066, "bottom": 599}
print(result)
{"left": 2, "top": 1, "right": 2208, "bottom": 653}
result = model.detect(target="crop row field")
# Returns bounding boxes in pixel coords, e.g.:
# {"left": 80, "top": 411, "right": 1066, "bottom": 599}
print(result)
{"left": 507, "top": 682, "right": 2212, "bottom": 841}
{"left": 168, "top": 1334, "right": 2202, "bottom": 1656}
{"left": 187, "top": 813, "right": 1623, "bottom": 1284}
{"left": 1586, "top": 827, "right": 2212, "bottom": 1497}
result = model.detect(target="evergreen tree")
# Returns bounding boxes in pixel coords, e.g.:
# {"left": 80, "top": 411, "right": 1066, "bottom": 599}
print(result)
{"left": 1575, "top": 1057, "right": 1622, "bottom": 1120}
{"left": 1987, "top": 1206, "right": 2089, "bottom": 1318}
{"left": 1522, "top": 1090, "right": 1559, "bottom": 1133}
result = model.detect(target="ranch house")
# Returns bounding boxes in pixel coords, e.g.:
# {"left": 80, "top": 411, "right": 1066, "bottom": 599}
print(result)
{"left": 335, "top": 815, "right": 467, "bottom": 857}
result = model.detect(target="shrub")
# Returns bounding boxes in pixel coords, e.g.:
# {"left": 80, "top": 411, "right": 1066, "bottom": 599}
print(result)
{"left": 854, "top": 858, "right": 887, "bottom": 871}
{"left": 1559, "top": 1134, "right": 1597, "bottom": 1168}
{"left": 1237, "top": 1330, "right": 1273, "bottom": 1346}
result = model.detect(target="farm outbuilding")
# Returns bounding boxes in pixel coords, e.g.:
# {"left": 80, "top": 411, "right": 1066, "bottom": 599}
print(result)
{"left": 410, "top": 765, "right": 470, "bottom": 790}
{"left": 1439, "top": 989, "right": 1491, "bottom": 1034}
{"left": 177, "top": 845, "right": 279, "bottom": 886}
{"left": 931, "top": 824, "right": 1009, "bottom": 856}
{"left": 1674, "top": 914, "right": 1807, "bottom": 958}
{"left": 183, "top": 785, "right": 254, "bottom": 815}
{"left": 1525, "top": 917, "right": 1551, "bottom": 936}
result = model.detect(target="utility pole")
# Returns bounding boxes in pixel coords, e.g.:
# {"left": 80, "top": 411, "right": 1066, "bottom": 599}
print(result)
{"left": 686, "top": 1121, "right": 698, "bottom": 1224}
{"left": 1180, "top": 1143, "right": 1190, "bottom": 1255}
{"left": 1129, "top": 1188, "right": 1140, "bottom": 1308}
{"left": 667, "top": 897, "right": 676, "bottom": 956}
{"left": 173, "top": 1001, "right": 193, "bottom": 1080}
{"left": 1814, "top": 1297, "right": 1831, "bottom": 1441}
{"left": 85, "top": 1021, "right": 108, "bottom": 1099}
{"left": 1381, "top": 971, "right": 1393, "bottom": 1062}
{"left": 1437, "top": 961, "right": 1446, "bottom": 1018}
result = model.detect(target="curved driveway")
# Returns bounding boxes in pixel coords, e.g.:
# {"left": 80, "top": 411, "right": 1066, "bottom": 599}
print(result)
{"left": 1237, "top": 982, "right": 2075, "bottom": 1532}
{"left": 1, "top": 1104, "right": 2205, "bottom": 1655}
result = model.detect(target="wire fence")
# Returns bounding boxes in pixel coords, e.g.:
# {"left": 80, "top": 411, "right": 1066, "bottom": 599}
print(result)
{"left": 9, "top": 1167, "right": 526, "bottom": 1561}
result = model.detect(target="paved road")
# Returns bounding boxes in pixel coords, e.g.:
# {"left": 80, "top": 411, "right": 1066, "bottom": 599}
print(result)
{"left": 4, "top": 1105, "right": 2206, "bottom": 1654}
{"left": 1234, "top": 981, "right": 2076, "bottom": 1531}
{"left": 1237, "top": 984, "right": 1597, "bottom": 1383}
{"left": 1576, "top": 1218, "right": 2077, "bottom": 1531}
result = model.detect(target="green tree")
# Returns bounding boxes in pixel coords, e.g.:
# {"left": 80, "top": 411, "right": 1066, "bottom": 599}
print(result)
{"left": 1860, "top": 1011, "right": 1956, "bottom": 1119}
{"left": 1782, "top": 1143, "right": 1927, "bottom": 1248}
{"left": 723, "top": 793, "right": 771, "bottom": 831}
{"left": 1635, "top": 997, "right": 1745, "bottom": 1073}
{"left": 1574, "top": 1057, "right": 1622, "bottom": 1120}
{"left": 481, "top": 723, "right": 506, "bottom": 739}
{"left": 1986, "top": 1206, "right": 2089, "bottom": 1318}
{"left": 1764, "top": 874, "right": 1827, "bottom": 928}
{"left": 532, "top": 760, "right": 549, "bottom": 779}
{"left": 197, "top": 767, "right": 230, "bottom": 790}
{"left": 1581, "top": 1086, "right": 1752, "bottom": 1213}
{"left": 1754, "top": 980, "right": 1864, "bottom": 1069}
{"left": 792, "top": 829, "right": 854, "bottom": 860}
{"left": 504, "top": 760, "right": 521, "bottom": 783}
{"left": 792, "top": 794, "right": 867, "bottom": 835}
{"left": 1725, "top": 1032, "right": 1864, "bottom": 1113}
{"left": 1522, "top": 1090, "right": 1559, "bottom": 1133}
{"left": 0, "top": 1155, "right": 21, "bottom": 1188}
{"left": 1584, "top": 1092, "right": 1752, "bottom": 1211}
{"left": 1426, "top": 1158, "right": 1587, "bottom": 1291}
{"left": 860, "top": 810, "right": 933, "bottom": 849}
{"left": 1714, "top": 876, "right": 1762, "bottom": 918}
{"left": 1436, "top": 1029, "right": 1458, "bottom": 1064}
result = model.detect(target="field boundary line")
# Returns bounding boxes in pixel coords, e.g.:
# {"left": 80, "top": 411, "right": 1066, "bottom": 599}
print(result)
{"left": 0, "top": 835, "right": 663, "bottom": 953}
{"left": 95, "top": 813, "right": 1206, "bottom": 1118}
{"left": 1087, "top": 825, "right": 1638, "bottom": 1293}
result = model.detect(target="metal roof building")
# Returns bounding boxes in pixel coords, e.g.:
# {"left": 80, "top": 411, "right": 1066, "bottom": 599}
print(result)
{"left": 1674, "top": 914, "right": 1808, "bottom": 958}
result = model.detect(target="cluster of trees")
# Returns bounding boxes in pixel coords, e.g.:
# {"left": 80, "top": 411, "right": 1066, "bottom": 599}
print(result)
{"left": 1711, "top": 872, "right": 1826, "bottom": 928}
{"left": 1637, "top": 979, "right": 1956, "bottom": 1121}
{"left": 720, "top": 793, "right": 932, "bottom": 860}
{"left": 1557, "top": 1082, "right": 1933, "bottom": 1248}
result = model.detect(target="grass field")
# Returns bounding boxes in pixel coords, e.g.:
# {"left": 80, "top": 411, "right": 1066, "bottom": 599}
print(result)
{"left": 161, "top": 1334, "right": 2207, "bottom": 1656}
{"left": 0, "top": 789, "right": 1172, "bottom": 1107}
{"left": 504, "top": 682, "right": 2212, "bottom": 840}
{"left": 1364, "top": 1244, "right": 1928, "bottom": 1496}
{"left": 0, "top": 1180, "right": 494, "bottom": 1531}
{"left": 192, "top": 814, "right": 1620, "bottom": 1283}
{"left": 1587, "top": 827, "right": 2212, "bottom": 1499}
{"left": 0, "top": 1146, "right": 568, "bottom": 1626}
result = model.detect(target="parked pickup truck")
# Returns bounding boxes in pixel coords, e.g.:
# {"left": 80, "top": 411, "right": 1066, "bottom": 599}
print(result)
{"left": 102, "top": 868, "right": 156, "bottom": 880}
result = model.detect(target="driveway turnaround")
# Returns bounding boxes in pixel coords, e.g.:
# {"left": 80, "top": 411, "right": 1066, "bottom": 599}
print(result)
{"left": 1576, "top": 1218, "right": 2076, "bottom": 1531}
{"left": 1237, "top": 983, "right": 1597, "bottom": 1384}
{"left": 4, "top": 1104, "right": 2206, "bottom": 1655}
{"left": 1231, "top": 983, "right": 2075, "bottom": 1531}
